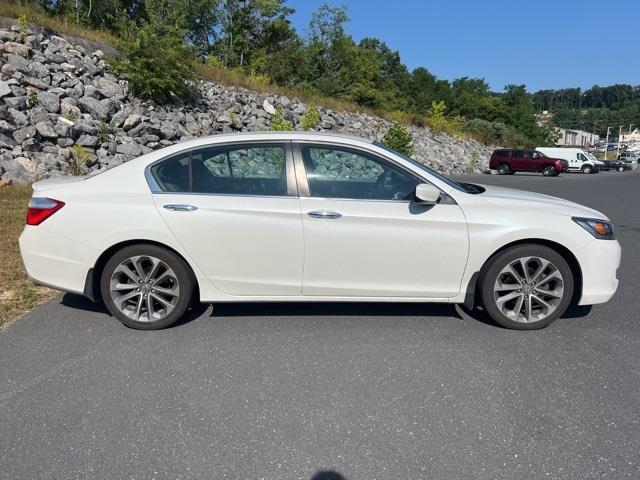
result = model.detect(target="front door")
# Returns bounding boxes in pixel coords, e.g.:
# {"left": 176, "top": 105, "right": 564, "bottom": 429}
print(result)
{"left": 151, "top": 142, "right": 304, "bottom": 296}
{"left": 294, "top": 143, "right": 469, "bottom": 298}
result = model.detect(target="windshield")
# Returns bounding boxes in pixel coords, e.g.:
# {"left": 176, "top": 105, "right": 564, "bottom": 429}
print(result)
{"left": 373, "top": 142, "right": 484, "bottom": 194}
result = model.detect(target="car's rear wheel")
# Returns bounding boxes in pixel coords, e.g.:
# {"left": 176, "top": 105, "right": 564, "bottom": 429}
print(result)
{"left": 479, "top": 244, "right": 574, "bottom": 330}
{"left": 497, "top": 163, "right": 510, "bottom": 175}
{"left": 582, "top": 165, "right": 593, "bottom": 174}
{"left": 542, "top": 165, "right": 556, "bottom": 176}
{"left": 100, "top": 244, "right": 195, "bottom": 330}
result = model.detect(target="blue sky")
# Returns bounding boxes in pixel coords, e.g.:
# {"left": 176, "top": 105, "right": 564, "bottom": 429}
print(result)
{"left": 286, "top": 0, "right": 639, "bottom": 93}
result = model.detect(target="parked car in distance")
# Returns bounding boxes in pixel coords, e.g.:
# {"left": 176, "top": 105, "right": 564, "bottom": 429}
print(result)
{"left": 489, "top": 149, "right": 568, "bottom": 176}
{"left": 601, "top": 159, "right": 631, "bottom": 171}
{"left": 19, "top": 132, "right": 621, "bottom": 331}
{"left": 536, "top": 147, "right": 603, "bottom": 174}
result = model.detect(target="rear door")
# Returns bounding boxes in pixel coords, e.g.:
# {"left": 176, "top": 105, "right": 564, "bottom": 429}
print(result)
{"left": 511, "top": 150, "right": 527, "bottom": 171}
{"left": 150, "top": 141, "right": 304, "bottom": 296}
{"left": 293, "top": 142, "right": 469, "bottom": 298}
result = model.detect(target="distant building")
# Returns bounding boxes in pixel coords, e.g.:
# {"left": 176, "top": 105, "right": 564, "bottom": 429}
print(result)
{"left": 619, "top": 128, "right": 640, "bottom": 143}
{"left": 555, "top": 127, "right": 600, "bottom": 147}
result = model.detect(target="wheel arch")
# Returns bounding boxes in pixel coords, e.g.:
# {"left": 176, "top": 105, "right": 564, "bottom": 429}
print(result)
{"left": 465, "top": 238, "right": 583, "bottom": 308}
{"left": 83, "top": 239, "right": 200, "bottom": 302}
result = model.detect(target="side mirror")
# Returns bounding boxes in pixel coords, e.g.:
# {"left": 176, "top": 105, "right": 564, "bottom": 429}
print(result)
{"left": 414, "top": 183, "right": 441, "bottom": 204}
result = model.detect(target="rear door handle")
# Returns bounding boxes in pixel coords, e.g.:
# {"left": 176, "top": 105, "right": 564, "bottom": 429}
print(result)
{"left": 307, "top": 210, "right": 342, "bottom": 219}
{"left": 163, "top": 204, "right": 198, "bottom": 212}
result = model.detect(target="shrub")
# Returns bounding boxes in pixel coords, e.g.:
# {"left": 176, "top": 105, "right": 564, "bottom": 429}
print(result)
{"left": 96, "top": 121, "right": 110, "bottom": 143}
{"left": 110, "top": 22, "right": 196, "bottom": 103}
{"left": 301, "top": 105, "right": 321, "bottom": 130}
{"left": 270, "top": 106, "right": 293, "bottom": 131}
{"left": 382, "top": 121, "right": 414, "bottom": 156}
{"left": 71, "top": 144, "right": 91, "bottom": 175}
{"left": 463, "top": 118, "right": 532, "bottom": 147}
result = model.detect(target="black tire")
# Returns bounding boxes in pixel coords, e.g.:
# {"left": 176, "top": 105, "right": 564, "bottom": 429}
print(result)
{"left": 618, "top": 166, "right": 624, "bottom": 172}
{"left": 100, "top": 244, "right": 195, "bottom": 330}
{"left": 581, "top": 165, "right": 593, "bottom": 174}
{"left": 497, "top": 163, "right": 510, "bottom": 175}
{"left": 542, "top": 165, "right": 556, "bottom": 177}
{"left": 479, "top": 244, "right": 574, "bottom": 330}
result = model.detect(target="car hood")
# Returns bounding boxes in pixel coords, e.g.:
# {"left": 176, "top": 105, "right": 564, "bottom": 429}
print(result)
{"left": 476, "top": 184, "right": 608, "bottom": 220}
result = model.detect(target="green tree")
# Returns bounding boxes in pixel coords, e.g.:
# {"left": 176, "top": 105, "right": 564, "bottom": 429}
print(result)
{"left": 382, "top": 121, "right": 413, "bottom": 156}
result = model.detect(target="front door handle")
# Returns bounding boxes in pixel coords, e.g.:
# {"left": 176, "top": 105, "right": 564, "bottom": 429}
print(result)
{"left": 163, "top": 204, "right": 198, "bottom": 212}
{"left": 307, "top": 210, "right": 342, "bottom": 219}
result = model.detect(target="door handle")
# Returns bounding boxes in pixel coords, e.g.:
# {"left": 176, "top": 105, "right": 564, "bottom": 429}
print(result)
{"left": 163, "top": 204, "right": 198, "bottom": 212}
{"left": 307, "top": 210, "right": 342, "bottom": 219}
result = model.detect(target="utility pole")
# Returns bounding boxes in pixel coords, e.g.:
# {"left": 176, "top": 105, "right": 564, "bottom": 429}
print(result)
{"left": 617, "top": 126, "right": 622, "bottom": 159}
{"left": 605, "top": 127, "right": 611, "bottom": 160}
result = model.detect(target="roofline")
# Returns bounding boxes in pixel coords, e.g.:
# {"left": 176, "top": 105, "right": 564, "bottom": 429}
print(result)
{"left": 172, "top": 131, "right": 375, "bottom": 146}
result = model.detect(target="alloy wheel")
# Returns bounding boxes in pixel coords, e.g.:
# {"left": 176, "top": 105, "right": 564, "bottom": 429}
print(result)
{"left": 493, "top": 256, "right": 564, "bottom": 323}
{"left": 109, "top": 255, "right": 180, "bottom": 322}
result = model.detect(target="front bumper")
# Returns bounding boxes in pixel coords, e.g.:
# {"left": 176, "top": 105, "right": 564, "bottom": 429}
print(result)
{"left": 575, "top": 238, "right": 621, "bottom": 305}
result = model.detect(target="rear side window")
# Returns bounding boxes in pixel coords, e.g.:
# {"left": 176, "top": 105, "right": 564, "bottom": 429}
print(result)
{"left": 495, "top": 150, "right": 510, "bottom": 157}
{"left": 152, "top": 153, "right": 189, "bottom": 192}
{"left": 512, "top": 150, "right": 525, "bottom": 158}
{"left": 151, "top": 144, "right": 287, "bottom": 196}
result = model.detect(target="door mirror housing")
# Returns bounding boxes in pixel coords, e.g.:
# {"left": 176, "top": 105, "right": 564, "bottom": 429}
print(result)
{"left": 414, "top": 183, "right": 441, "bottom": 204}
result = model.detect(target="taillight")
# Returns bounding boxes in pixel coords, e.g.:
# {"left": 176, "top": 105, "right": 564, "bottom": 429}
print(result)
{"left": 26, "top": 197, "right": 65, "bottom": 225}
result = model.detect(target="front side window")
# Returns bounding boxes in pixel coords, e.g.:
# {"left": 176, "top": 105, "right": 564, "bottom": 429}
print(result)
{"left": 301, "top": 145, "right": 418, "bottom": 200}
{"left": 151, "top": 144, "right": 287, "bottom": 196}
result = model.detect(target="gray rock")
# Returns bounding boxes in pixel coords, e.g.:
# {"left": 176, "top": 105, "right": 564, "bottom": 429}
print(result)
{"left": 122, "top": 114, "right": 142, "bottom": 131}
{"left": 0, "top": 120, "right": 15, "bottom": 133}
{"left": 0, "top": 81, "right": 13, "bottom": 98}
{"left": 29, "top": 62, "right": 50, "bottom": 79}
{"left": 13, "top": 126, "right": 36, "bottom": 144}
{"left": 3, "top": 42, "right": 29, "bottom": 56}
{"left": 38, "top": 91, "right": 60, "bottom": 113}
{"left": 0, "top": 133, "right": 17, "bottom": 149}
{"left": 6, "top": 53, "right": 31, "bottom": 73}
{"left": 96, "top": 77, "right": 124, "bottom": 98}
{"left": 78, "top": 96, "right": 116, "bottom": 120}
{"left": 8, "top": 108, "right": 28, "bottom": 126}
{"left": 76, "top": 134, "right": 99, "bottom": 147}
{"left": 116, "top": 142, "right": 142, "bottom": 156}
{"left": 35, "top": 121, "right": 58, "bottom": 139}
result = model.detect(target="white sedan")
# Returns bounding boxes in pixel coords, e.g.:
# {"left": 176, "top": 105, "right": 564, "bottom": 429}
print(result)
{"left": 19, "top": 132, "right": 621, "bottom": 330}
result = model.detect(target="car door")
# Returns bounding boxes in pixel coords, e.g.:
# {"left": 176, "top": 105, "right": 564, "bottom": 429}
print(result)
{"left": 511, "top": 150, "right": 527, "bottom": 171}
{"left": 149, "top": 141, "right": 304, "bottom": 296}
{"left": 293, "top": 142, "right": 469, "bottom": 298}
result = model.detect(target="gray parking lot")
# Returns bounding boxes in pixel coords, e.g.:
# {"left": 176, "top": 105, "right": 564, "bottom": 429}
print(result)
{"left": 1, "top": 171, "right": 639, "bottom": 480}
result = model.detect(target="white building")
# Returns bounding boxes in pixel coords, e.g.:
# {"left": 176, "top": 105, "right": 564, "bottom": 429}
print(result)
{"left": 619, "top": 128, "right": 640, "bottom": 143}
{"left": 555, "top": 128, "right": 600, "bottom": 147}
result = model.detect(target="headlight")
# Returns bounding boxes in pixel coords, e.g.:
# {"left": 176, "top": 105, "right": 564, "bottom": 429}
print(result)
{"left": 572, "top": 217, "right": 615, "bottom": 240}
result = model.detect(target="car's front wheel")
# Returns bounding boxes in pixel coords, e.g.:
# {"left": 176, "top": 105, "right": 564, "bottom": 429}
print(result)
{"left": 582, "top": 165, "right": 593, "bottom": 174}
{"left": 100, "top": 244, "right": 195, "bottom": 330}
{"left": 479, "top": 245, "right": 574, "bottom": 330}
{"left": 618, "top": 166, "right": 625, "bottom": 172}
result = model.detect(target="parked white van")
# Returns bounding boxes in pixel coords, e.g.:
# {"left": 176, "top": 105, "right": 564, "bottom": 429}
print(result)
{"left": 536, "top": 148, "right": 603, "bottom": 174}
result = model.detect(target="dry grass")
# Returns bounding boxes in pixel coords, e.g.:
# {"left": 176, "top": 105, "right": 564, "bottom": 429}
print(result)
{"left": 0, "top": 2, "right": 116, "bottom": 46}
{"left": 0, "top": 185, "right": 55, "bottom": 329}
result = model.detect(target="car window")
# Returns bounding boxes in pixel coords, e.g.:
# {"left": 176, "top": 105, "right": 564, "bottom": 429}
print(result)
{"left": 151, "top": 153, "right": 190, "bottom": 192}
{"left": 301, "top": 145, "right": 418, "bottom": 201}
{"left": 578, "top": 153, "right": 588, "bottom": 162}
{"left": 151, "top": 144, "right": 288, "bottom": 196}
{"left": 513, "top": 150, "right": 525, "bottom": 158}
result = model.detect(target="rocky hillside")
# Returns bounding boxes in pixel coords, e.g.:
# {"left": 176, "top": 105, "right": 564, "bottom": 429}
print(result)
{"left": 0, "top": 21, "right": 493, "bottom": 185}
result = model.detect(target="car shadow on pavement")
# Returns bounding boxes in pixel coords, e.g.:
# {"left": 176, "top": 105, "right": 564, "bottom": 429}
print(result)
{"left": 58, "top": 293, "right": 592, "bottom": 329}
{"left": 311, "top": 471, "right": 347, "bottom": 480}
{"left": 210, "top": 301, "right": 461, "bottom": 319}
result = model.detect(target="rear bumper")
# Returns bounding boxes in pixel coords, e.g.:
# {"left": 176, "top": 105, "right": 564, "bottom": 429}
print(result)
{"left": 575, "top": 238, "right": 621, "bottom": 305}
{"left": 19, "top": 226, "right": 97, "bottom": 295}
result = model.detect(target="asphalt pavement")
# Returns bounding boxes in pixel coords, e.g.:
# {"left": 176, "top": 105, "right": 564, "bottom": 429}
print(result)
{"left": 1, "top": 170, "right": 639, "bottom": 480}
